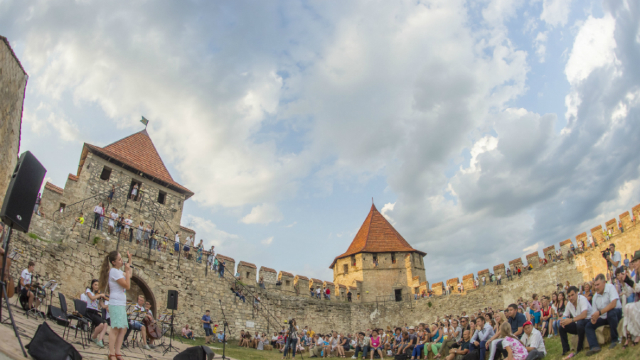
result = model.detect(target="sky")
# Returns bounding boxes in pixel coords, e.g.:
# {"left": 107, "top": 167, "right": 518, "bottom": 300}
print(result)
{"left": 1, "top": 0, "right": 639, "bottom": 285}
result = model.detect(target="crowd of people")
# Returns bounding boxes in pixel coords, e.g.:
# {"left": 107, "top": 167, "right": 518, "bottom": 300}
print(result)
{"left": 215, "top": 246, "right": 640, "bottom": 360}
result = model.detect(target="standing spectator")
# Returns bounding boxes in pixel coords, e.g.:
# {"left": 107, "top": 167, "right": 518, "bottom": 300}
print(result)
{"left": 107, "top": 208, "right": 117, "bottom": 235}
{"left": 605, "top": 243, "right": 622, "bottom": 272}
{"left": 497, "top": 274, "right": 502, "bottom": 285}
{"left": 174, "top": 231, "right": 181, "bottom": 255}
{"left": 33, "top": 193, "right": 41, "bottom": 215}
{"left": 107, "top": 184, "right": 115, "bottom": 205}
{"left": 482, "top": 275, "right": 486, "bottom": 286}
{"left": 587, "top": 235, "right": 594, "bottom": 248}
{"left": 125, "top": 215, "right": 133, "bottom": 242}
{"left": 584, "top": 274, "right": 622, "bottom": 355}
{"left": 506, "top": 268, "right": 512, "bottom": 281}
{"left": 93, "top": 202, "right": 104, "bottom": 229}
{"left": 517, "top": 267, "right": 521, "bottom": 277}
{"left": 624, "top": 254, "right": 630, "bottom": 268}
{"left": 315, "top": 287, "right": 321, "bottom": 299}
{"left": 347, "top": 289, "right": 352, "bottom": 302}
{"left": 130, "top": 183, "right": 138, "bottom": 200}
{"left": 218, "top": 259, "right": 225, "bottom": 278}
{"left": 618, "top": 220, "right": 623, "bottom": 233}
{"left": 135, "top": 221, "right": 144, "bottom": 243}
{"left": 558, "top": 286, "right": 594, "bottom": 358}
{"left": 201, "top": 310, "right": 213, "bottom": 344}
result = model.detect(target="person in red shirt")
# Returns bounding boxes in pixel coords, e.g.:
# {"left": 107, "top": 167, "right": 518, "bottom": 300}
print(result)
{"left": 325, "top": 287, "right": 331, "bottom": 300}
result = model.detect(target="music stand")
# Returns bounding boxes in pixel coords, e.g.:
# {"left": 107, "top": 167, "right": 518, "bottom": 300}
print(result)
{"left": 0, "top": 225, "right": 27, "bottom": 357}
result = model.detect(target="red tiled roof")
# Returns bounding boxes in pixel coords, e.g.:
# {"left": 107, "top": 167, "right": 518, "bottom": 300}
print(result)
{"left": 330, "top": 204, "right": 426, "bottom": 268}
{"left": 605, "top": 218, "right": 616, "bottom": 226}
{"left": 620, "top": 211, "right": 630, "bottom": 218}
{"left": 68, "top": 174, "right": 78, "bottom": 181}
{"left": 238, "top": 261, "right": 257, "bottom": 269}
{"left": 45, "top": 182, "right": 63, "bottom": 195}
{"left": 279, "top": 271, "right": 293, "bottom": 278}
{"left": 84, "top": 130, "right": 193, "bottom": 197}
{"left": 260, "top": 266, "right": 277, "bottom": 273}
{"left": 559, "top": 239, "right": 572, "bottom": 246}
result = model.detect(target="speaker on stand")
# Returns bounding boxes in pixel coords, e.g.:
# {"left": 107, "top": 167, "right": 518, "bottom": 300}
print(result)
{"left": 1, "top": 151, "right": 47, "bottom": 358}
{"left": 161, "top": 290, "right": 180, "bottom": 355}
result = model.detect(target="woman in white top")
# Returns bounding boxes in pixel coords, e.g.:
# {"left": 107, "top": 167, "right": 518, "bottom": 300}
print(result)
{"left": 136, "top": 222, "right": 144, "bottom": 243}
{"left": 107, "top": 208, "right": 117, "bottom": 235}
{"left": 85, "top": 279, "right": 108, "bottom": 347}
{"left": 99, "top": 251, "right": 132, "bottom": 360}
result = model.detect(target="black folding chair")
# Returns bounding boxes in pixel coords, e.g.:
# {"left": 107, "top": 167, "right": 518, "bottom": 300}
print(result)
{"left": 58, "top": 293, "right": 89, "bottom": 349}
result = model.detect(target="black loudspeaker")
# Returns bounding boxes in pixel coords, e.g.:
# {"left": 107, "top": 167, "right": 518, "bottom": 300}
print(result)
{"left": 0, "top": 151, "right": 46, "bottom": 233}
{"left": 25, "top": 322, "right": 82, "bottom": 360}
{"left": 173, "top": 346, "right": 214, "bottom": 360}
{"left": 167, "top": 289, "right": 178, "bottom": 310}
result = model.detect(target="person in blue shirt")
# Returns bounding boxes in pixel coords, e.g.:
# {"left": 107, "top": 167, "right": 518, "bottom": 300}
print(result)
{"left": 489, "top": 304, "right": 526, "bottom": 359}
{"left": 201, "top": 310, "right": 213, "bottom": 344}
{"left": 469, "top": 317, "right": 495, "bottom": 360}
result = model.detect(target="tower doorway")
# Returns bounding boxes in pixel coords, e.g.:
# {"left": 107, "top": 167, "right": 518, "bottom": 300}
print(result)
{"left": 394, "top": 289, "right": 402, "bottom": 302}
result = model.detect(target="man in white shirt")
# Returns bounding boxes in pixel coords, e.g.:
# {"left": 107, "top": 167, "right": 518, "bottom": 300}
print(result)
{"left": 558, "top": 286, "right": 595, "bottom": 357}
{"left": 315, "top": 287, "right": 321, "bottom": 299}
{"left": 521, "top": 321, "right": 546, "bottom": 360}
{"left": 19, "top": 261, "right": 36, "bottom": 309}
{"left": 585, "top": 273, "right": 622, "bottom": 355}
{"left": 606, "top": 243, "right": 622, "bottom": 270}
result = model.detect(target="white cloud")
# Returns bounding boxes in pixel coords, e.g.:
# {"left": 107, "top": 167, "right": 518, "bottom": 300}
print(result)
{"left": 284, "top": 222, "right": 297, "bottom": 228}
{"left": 534, "top": 31, "right": 548, "bottom": 63}
{"left": 241, "top": 203, "right": 283, "bottom": 225}
{"left": 380, "top": 202, "right": 396, "bottom": 224}
{"left": 460, "top": 136, "right": 499, "bottom": 174}
{"left": 184, "top": 215, "right": 238, "bottom": 249}
{"left": 565, "top": 15, "right": 617, "bottom": 85}
{"left": 261, "top": 236, "right": 274, "bottom": 246}
{"left": 540, "top": 0, "right": 573, "bottom": 28}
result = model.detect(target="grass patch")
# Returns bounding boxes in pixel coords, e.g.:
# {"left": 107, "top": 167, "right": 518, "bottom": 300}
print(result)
{"left": 93, "top": 236, "right": 101, "bottom": 245}
{"left": 28, "top": 232, "right": 44, "bottom": 241}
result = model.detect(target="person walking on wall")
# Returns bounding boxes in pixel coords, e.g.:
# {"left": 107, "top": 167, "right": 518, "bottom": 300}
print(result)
{"left": 93, "top": 202, "right": 104, "bottom": 229}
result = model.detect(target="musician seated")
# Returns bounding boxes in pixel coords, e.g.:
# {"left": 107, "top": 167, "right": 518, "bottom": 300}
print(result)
{"left": 182, "top": 324, "right": 194, "bottom": 340}
{"left": 84, "top": 279, "right": 108, "bottom": 348}
{"left": 143, "top": 301, "right": 159, "bottom": 348}
{"left": 124, "top": 295, "right": 153, "bottom": 350}
{"left": 19, "top": 261, "right": 36, "bottom": 310}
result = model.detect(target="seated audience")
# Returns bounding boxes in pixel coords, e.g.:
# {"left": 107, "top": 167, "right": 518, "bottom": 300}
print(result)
{"left": 558, "top": 286, "right": 594, "bottom": 358}
{"left": 182, "top": 324, "right": 194, "bottom": 340}
{"left": 584, "top": 273, "right": 622, "bottom": 355}
{"left": 521, "top": 321, "right": 546, "bottom": 360}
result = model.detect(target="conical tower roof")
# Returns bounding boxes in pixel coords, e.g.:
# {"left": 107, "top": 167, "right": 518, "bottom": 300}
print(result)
{"left": 330, "top": 204, "right": 425, "bottom": 268}
{"left": 82, "top": 129, "right": 193, "bottom": 197}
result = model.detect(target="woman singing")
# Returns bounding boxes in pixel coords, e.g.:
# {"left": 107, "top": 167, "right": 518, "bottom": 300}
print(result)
{"left": 282, "top": 319, "right": 299, "bottom": 359}
{"left": 99, "top": 251, "right": 132, "bottom": 360}
{"left": 85, "top": 279, "right": 108, "bottom": 348}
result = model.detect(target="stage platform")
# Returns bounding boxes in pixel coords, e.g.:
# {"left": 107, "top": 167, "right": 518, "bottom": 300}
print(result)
{"left": 0, "top": 301, "right": 232, "bottom": 360}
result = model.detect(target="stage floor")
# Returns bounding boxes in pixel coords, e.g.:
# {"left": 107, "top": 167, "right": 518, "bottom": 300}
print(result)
{"left": 0, "top": 301, "right": 232, "bottom": 360}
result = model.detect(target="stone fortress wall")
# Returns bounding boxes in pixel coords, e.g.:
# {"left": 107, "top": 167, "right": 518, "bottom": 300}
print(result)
{"left": 8, "top": 203, "right": 639, "bottom": 338}
{"left": 0, "top": 36, "right": 27, "bottom": 207}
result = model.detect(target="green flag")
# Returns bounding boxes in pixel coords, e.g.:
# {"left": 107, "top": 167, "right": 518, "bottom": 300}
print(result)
{"left": 140, "top": 116, "right": 149, "bottom": 127}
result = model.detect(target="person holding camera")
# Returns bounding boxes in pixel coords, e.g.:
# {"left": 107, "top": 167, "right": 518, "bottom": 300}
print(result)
{"left": 282, "top": 319, "right": 299, "bottom": 359}
{"left": 603, "top": 243, "right": 622, "bottom": 279}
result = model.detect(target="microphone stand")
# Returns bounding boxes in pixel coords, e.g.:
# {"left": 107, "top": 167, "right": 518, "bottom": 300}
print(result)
{"left": 161, "top": 308, "right": 179, "bottom": 355}
{"left": 219, "top": 299, "right": 230, "bottom": 360}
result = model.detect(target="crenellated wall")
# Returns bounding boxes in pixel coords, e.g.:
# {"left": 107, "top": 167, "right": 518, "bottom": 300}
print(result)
{"left": 8, "top": 200, "right": 639, "bottom": 338}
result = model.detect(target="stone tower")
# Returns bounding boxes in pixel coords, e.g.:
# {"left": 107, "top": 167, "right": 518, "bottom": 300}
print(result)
{"left": 39, "top": 129, "right": 194, "bottom": 233}
{"left": 330, "top": 204, "right": 427, "bottom": 302}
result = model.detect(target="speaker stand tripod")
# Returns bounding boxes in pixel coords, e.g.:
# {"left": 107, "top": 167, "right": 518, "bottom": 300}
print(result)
{"left": 161, "top": 308, "right": 179, "bottom": 355}
{"left": 219, "top": 299, "right": 230, "bottom": 360}
{"left": 0, "top": 225, "right": 27, "bottom": 357}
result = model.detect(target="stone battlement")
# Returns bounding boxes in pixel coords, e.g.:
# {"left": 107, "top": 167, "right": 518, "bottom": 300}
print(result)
{"left": 429, "top": 203, "right": 639, "bottom": 293}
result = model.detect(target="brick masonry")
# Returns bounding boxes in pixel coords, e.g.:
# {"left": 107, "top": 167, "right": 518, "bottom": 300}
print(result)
{"left": 0, "top": 37, "right": 27, "bottom": 207}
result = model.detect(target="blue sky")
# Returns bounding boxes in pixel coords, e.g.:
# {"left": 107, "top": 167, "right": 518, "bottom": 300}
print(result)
{"left": 1, "top": 0, "right": 639, "bottom": 285}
